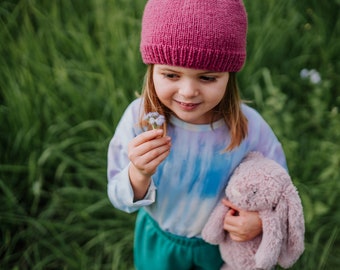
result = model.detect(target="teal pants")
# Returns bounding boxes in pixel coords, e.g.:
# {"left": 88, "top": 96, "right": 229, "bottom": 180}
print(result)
{"left": 134, "top": 209, "right": 224, "bottom": 270}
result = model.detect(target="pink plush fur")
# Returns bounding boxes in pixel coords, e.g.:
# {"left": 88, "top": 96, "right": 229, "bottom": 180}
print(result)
{"left": 202, "top": 152, "right": 305, "bottom": 270}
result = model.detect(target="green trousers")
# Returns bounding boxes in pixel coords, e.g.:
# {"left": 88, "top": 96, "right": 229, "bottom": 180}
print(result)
{"left": 134, "top": 209, "right": 224, "bottom": 270}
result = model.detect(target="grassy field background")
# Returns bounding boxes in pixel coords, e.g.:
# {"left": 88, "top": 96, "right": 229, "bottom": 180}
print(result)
{"left": 1, "top": 0, "right": 339, "bottom": 269}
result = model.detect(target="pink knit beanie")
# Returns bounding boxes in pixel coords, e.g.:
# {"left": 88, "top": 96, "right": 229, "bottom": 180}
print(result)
{"left": 140, "top": 0, "right": 248, "bottom": 72}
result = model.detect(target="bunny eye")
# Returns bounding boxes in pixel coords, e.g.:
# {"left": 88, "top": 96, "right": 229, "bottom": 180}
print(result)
{"left": 252, "top": 190, "right": 257, "bottom": 195}
{"left": 272, "top": 203, "right": 277, "bottom": 211}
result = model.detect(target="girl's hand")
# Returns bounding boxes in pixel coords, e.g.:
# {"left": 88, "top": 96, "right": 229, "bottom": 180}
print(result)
{"left": 128, "top": 129, "right": 171, "bottom": 199}
{"left": 222, "top": 199, "right": 262, "bottom": 242}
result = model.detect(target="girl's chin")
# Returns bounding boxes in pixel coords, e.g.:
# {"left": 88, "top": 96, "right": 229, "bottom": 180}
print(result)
{"left": 172, "top": 112, "right": 212, "bottom": 125}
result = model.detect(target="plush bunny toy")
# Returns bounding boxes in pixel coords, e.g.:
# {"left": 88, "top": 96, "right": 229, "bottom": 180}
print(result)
{"left": 202, "top": 152, "right": 305, "bottom": 270}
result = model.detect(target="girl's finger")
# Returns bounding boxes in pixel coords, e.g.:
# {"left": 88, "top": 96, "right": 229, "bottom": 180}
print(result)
{"left": 142, "top": 148, "right": 171, "bottom": 172}
{"left": 130, "top": 135, "right": 171, "bottom": 159}
{"left": 226, "top": 208, "right": 237, "bottom": 216}
{"left": 135, "top": 143, "right": 171, "bottom": 167}
{"left": 222, "top": 198, "right": 241, "bottom": 212}
{"left": 132, "top": 129, "right": 164, "bottom": 147}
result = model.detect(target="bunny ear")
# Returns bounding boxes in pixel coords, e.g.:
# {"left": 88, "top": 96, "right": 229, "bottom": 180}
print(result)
{"left": 278, "top": 183, "right": 305, "bottom": 268}
{"left": 202, "top": 202, "right": 229, "bottom": 245}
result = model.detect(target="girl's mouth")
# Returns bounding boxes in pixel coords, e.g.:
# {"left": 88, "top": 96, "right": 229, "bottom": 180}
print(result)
{"left": 176, "top": 101, "right": 201, "bottom": 111}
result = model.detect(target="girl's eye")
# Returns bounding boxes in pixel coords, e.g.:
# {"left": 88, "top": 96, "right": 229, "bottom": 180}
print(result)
{"left": 200, "top": 76, "right": 216, "bottom": 82}
{"left": 163, "top": 73, "right": 178, "bottom": 79}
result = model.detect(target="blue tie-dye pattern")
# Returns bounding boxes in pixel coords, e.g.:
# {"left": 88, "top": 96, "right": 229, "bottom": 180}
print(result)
{"left": 147, "top": 116, "right": 243, "bottom": 235}
{"left": 156, "top": 118, "right": 230, "bottom": 196}
{"left": 107, "top": 98, "right": 287, "bottom": 237}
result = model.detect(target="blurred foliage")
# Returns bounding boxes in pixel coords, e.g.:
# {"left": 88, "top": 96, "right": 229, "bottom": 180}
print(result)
{"left": 0, "top": 0, "right": 339, "bottom": 269}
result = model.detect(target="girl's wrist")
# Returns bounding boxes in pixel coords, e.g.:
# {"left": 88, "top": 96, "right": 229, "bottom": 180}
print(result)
{"left": 128, "top": 164, "right": 152, "bottom": 200}
{"left": 128, "top": 163, "right": 152, "bottom": 182}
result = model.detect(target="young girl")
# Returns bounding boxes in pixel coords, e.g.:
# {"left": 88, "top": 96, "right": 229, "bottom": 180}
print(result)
{"left": 107, "top": 0, "right": 287, "bottom": 269}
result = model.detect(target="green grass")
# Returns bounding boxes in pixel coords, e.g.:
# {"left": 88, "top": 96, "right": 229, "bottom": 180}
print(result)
{"left": 1, "top": 0, "right": 339, "bottom": 269}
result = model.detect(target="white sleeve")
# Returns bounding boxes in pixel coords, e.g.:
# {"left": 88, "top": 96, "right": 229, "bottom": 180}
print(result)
{"left": 243, "top": 104, "right": 288, "bottom": 170}
{"left": 107, "top": 99, "right": 156, "bottom": 213}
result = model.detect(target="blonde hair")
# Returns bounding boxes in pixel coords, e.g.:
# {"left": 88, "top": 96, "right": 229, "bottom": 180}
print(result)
{"left": 139, "top": 65, "right": 248, "bottom": 151}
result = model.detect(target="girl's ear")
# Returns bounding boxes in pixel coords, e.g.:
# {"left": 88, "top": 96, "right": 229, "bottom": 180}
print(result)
{"left": 278, "top": 183, "right": 305, "bottom": 268}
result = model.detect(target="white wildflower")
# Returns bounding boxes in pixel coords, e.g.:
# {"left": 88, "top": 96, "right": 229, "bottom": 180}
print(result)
{"left": 144, "top": 112, "right": 165, "bottom": 129}
{"left": 300, "top": 68, "right": 322, "bottom": 84}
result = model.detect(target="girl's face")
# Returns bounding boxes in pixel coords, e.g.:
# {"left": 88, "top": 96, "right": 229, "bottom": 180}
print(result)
{"left": 153, "top": 64, "right": 229, "bottom": 124}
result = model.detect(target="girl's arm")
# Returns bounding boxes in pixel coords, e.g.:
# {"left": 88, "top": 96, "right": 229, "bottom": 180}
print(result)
{"left": 107, "top": 99, "right": 171, "bottom": 212}
{"left": 244, "top": 104, "right": 288, "bottom": 170}
{"left": 128, "top": 129, "right": 171, "bottom": 200}
{"left": 224, "top": 105, "right": 287, "bottom": 241}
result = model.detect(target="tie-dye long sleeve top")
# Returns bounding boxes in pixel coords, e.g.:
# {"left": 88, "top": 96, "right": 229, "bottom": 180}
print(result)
{"left": 107, "top": 98, "right": 287, "bottom": 238}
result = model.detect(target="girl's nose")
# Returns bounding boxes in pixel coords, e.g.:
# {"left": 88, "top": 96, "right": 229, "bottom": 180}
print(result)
{"left": 178, "top": 79, "right": 199, "bottom": 98}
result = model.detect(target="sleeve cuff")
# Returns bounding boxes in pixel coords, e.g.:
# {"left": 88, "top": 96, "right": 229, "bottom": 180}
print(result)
{"left": 132, "top": 180, "right": 156, "bottom": 206}
{"left": 108, "top": 165, "right": 156, "bottom": 213}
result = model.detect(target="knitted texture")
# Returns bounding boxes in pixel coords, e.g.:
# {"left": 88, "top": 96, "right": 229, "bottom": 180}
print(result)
{"left": 140, "top": 0, "right": 248, "bottom": 72}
